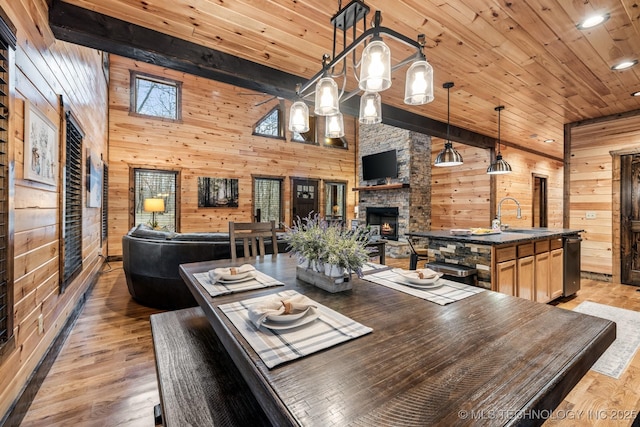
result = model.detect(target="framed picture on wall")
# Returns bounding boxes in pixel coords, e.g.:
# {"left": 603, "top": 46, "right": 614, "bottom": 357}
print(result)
{"left": 24, "top": 101, "right": 58, "bottom": 186}
{"left": 197, "top": 177, "right": 239, "bottom": 207}
{"left": 86, "top": 149, "right": 102, "bottom": 208}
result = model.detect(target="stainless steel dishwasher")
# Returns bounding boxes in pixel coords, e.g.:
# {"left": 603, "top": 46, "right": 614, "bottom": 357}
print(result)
{"left": 563, "top": 234, "right": 582, "bottom": 296}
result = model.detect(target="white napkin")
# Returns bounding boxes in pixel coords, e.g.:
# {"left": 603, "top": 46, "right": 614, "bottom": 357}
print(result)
{"left": 208, "top": 264, "right": 256, "bottom": 283}
{"left": 247, "top": 294, "right": 317, "bottom": 328}
{"left": 395, "top": 268, "right": 439, "bottom": 279}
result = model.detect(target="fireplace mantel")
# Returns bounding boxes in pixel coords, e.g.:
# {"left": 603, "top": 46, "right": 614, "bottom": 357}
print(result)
{"left": 352, "top": 183, "right": 410, "bottom": 191}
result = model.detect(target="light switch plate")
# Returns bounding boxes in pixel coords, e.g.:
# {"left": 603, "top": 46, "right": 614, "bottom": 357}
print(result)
{"left": 586, "top": 211, "right": 597, "bottom": 219}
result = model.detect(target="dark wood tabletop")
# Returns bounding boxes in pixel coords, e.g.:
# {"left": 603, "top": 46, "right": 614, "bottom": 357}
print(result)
{"left": 180, "top": 255, "right": 615, "bottom": 427}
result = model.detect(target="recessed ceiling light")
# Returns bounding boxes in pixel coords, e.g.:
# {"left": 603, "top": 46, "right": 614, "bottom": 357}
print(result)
{"left": 544, "top": 139, "right": 555, "bottom": 143}
{"left": 577, "top": 13, "right": 610, "bottom": 30}
{"left": 612, "top": 60, "right": 638, "bottom": 70}
{"left": 633, "top": 91, "right": 640, "bottom": 97}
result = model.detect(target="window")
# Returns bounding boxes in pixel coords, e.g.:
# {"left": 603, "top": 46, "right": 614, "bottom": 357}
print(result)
{"left": 253, "top": 106, "right": 284, "bottom": 139}
{"left": 324, "top": 136, "right": 348, "bottom": 149}
{"left": 130, "top": 71, "right": 181, "bottom": 121}
{"left": 253, "top": 177, "right": 283, "bottom": 224}
{"left": 292, "top": 115, "right": 318, "bottom": 144}
{"left": 0, "top": 16, "right": 15, "bottom": 353}
{"left": 325, "top": 182, "right": 346, "bottom": 222}
{"left": 133, "top": 169, "right": 178, "bottom": 232}
{"left": 62, "top": 113, "right": 84, "bottom": 291}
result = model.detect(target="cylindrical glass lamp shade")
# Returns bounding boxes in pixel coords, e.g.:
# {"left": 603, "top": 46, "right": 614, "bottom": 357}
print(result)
{"left": 314, "top": 77, "right": 339, "bottom": 116}
{"left": 288, "top": 101, "right": 309, "bottom": 132}
{"left": 404, "top": 60, "right": 434, "bottom": 105}
{"left": 359, "top": 92, "right": 382, "bottom": 124}
{"left": 325, "top": 113, "right": 345, "bottom": 138}
{"left": 359, "top": 39, "right": 391, "bottom": 92}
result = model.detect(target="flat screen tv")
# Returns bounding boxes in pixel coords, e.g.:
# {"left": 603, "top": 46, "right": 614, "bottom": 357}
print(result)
{"left": 362, "top": 150, "right": 398, "bottom": 181}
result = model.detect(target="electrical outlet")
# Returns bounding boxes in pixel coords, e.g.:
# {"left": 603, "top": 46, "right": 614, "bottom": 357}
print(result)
{"left": 38, "top": 314, "right": 44, "bottom": 335}
{"left": 586, "top": 211, "right": 597, "bottom": 219}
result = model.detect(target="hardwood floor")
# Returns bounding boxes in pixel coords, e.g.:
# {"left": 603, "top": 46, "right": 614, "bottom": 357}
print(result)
{"left": 17, "top": 259, "right": 640, "bottom": 426}
{"left": 19, "top": 262, "right": 164, "bottom": 427}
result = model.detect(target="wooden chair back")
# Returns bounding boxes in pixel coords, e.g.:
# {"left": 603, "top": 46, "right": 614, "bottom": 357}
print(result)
{"left": 229, "top": 220, "right": 278, "bottom": 260}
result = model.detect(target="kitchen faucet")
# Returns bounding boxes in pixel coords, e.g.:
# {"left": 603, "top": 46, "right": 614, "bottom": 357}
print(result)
{"left": 496, "top": 197, "right": 522, "bottom": 227}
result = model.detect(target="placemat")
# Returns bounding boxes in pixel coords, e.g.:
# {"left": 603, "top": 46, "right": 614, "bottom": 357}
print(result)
{"left": 219, "top": 290, "right": 373, "bottom": 368}
{"left": 193, "top": 269, "right": 284, "bottom": 297}
{"left": 363, "top": 268, "right": 484, "bottom": 305}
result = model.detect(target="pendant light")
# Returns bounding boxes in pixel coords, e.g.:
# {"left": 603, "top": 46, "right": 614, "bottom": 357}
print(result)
{"left": 288, "top": 100, "right": 310, "bottom": 132}
{"left": 359, "top": 91, "right": 382, "bottom": 124}
{"left": 487, "top": 106, "right": 512, "bottom": 175}
{"left": 434, "top": 82, "right": 463, "bottom": 167}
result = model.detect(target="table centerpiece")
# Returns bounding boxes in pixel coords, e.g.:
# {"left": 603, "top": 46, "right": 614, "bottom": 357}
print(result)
{"left": 284, "top": 213, "right": 371, "bottom": 292}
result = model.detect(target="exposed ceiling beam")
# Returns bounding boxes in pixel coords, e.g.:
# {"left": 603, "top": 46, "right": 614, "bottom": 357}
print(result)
{"left": 48, "top": 0, "right": 562, "bottom": 157}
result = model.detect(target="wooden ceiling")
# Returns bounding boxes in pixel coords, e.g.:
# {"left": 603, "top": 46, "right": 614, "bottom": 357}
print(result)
{"left": 52, "top": 0, "right": 640, "bottom": 159}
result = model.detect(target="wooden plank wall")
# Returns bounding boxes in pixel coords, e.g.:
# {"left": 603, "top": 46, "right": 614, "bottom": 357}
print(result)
{"left": 430, "top": 140, "right": 491, "bottom": 229}
{"left": 0, "top": 0, "right": 108, "bottom": 418}
{"left": 107, "top": 55, "right": 358, "bottom": 257}
{"left": 430, "top": 140, "right": 564, "bottom": 230}
{"left": 570, "top": 114, "right": 640, "bottom": 277}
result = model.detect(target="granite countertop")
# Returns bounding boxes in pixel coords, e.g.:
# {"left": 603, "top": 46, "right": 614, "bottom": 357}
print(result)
{"left": 407, "top": 228, "right": 583, "bottom": 245}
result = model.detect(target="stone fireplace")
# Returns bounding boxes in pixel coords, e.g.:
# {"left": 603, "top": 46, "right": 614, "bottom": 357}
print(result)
{"left": 366, "top": 207, "right": 399, "bottom": 240}
{"left": 356, "top": 123, "right": 432, "bottom": 246}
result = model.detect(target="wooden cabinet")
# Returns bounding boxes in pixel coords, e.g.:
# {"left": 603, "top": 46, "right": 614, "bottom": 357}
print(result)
{"left": 497, "top": 259, "right": 517, "bottom": 296}
{"left": 549, "top": 248, "right": 564, "bottom": 300}
{"left": 535, "top": 251, "right": 550, "bottom": 303}
{"left": 517, "top": 256, "right": 535, "bottom": 300}
{"left": 494, "top": 238, "right": 564, "bottom": 303}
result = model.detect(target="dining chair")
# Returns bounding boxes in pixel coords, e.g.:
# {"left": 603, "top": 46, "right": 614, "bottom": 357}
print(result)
{"left": 229, "top": 220, "right": 278, "bottom": 260}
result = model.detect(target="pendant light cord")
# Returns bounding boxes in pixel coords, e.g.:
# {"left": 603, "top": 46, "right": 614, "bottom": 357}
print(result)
{"left": 495, "top": 105, "right": 504, "bottom": 155}
{"left": 444, "top": 82, "right": 454, "bottom": 142}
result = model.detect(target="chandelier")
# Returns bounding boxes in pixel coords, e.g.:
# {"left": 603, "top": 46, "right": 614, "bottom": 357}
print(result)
{"left": 288, "top": 0, "right": 434, "bottom": 138}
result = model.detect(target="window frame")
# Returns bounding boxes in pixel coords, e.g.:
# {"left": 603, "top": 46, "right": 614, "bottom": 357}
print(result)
{"left": 129, "top": 71, "right": 182, "bottom": 122}
{"left": 0, "top": 11, "right": 15, "bottom": 361}
{"left": 61, "top": 112, "right": 84, "bottom": 292}
{"left": 252, "top": 105, "right": 285, "bottom": 140}
{"left": 292, "top": 115, "right": 318, "bottom": 145}
{"left": 252, "top": 175, "right": 284, "bottom": 226}
{"left": 131, "top": 167, "right": 180, "bottom": 232}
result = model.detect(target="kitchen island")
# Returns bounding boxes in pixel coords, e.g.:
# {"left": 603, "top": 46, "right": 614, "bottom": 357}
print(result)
{"left": 407, "top": 228, "right": 583, "bottom": 302}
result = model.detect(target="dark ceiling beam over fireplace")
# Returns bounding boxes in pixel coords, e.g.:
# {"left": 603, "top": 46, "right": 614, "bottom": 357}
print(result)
{"left": 48, "top": 0, "right": 502, "bottom": 150}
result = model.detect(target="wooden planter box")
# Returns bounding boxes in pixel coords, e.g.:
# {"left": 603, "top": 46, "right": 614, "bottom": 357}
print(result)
{"left": 296, "top": 266, "right": 352, "bottom": 293}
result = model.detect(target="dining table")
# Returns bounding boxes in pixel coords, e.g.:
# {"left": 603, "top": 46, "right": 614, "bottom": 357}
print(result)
{"left": 179, "top": 254, "right": 615, "bottom": 426}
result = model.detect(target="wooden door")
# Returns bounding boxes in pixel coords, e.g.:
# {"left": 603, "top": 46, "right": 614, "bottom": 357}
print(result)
{"left": 620, "top": 154, "right": 640, "bottom": 286}
{"left": 291, "top": 178, "right": 319, "bottom": 223}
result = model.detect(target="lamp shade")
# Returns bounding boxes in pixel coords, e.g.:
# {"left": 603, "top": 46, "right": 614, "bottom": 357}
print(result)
{"left": 359, "top": 39, "right": 392, "bottom": 92}
{"left": 289, "top": 101, "right": 310, "bottom": 132}
{"left": 359, "top": 92, "right": 382, "bottom": 124}
{"left": 404, "top": 60, "right": 434, "bottom": 105}
{"left": 143, "top": 198, "right": 165, "bottom": 213}
{"left": 434, "top": 142, "right": 464, "bottom": 167}
{"left": 486, "top": 154, "right": 513, "bottom": 174}
{"left": 325, "top": 113, "right": 345, "bottom": 138}
{"left": 314, "top": 77, "right": 339, "bottom": 116}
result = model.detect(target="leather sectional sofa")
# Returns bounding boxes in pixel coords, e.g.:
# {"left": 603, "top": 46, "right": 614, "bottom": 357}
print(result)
{"left": 122, "top": 224, "right": 288, "bottom": 310}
